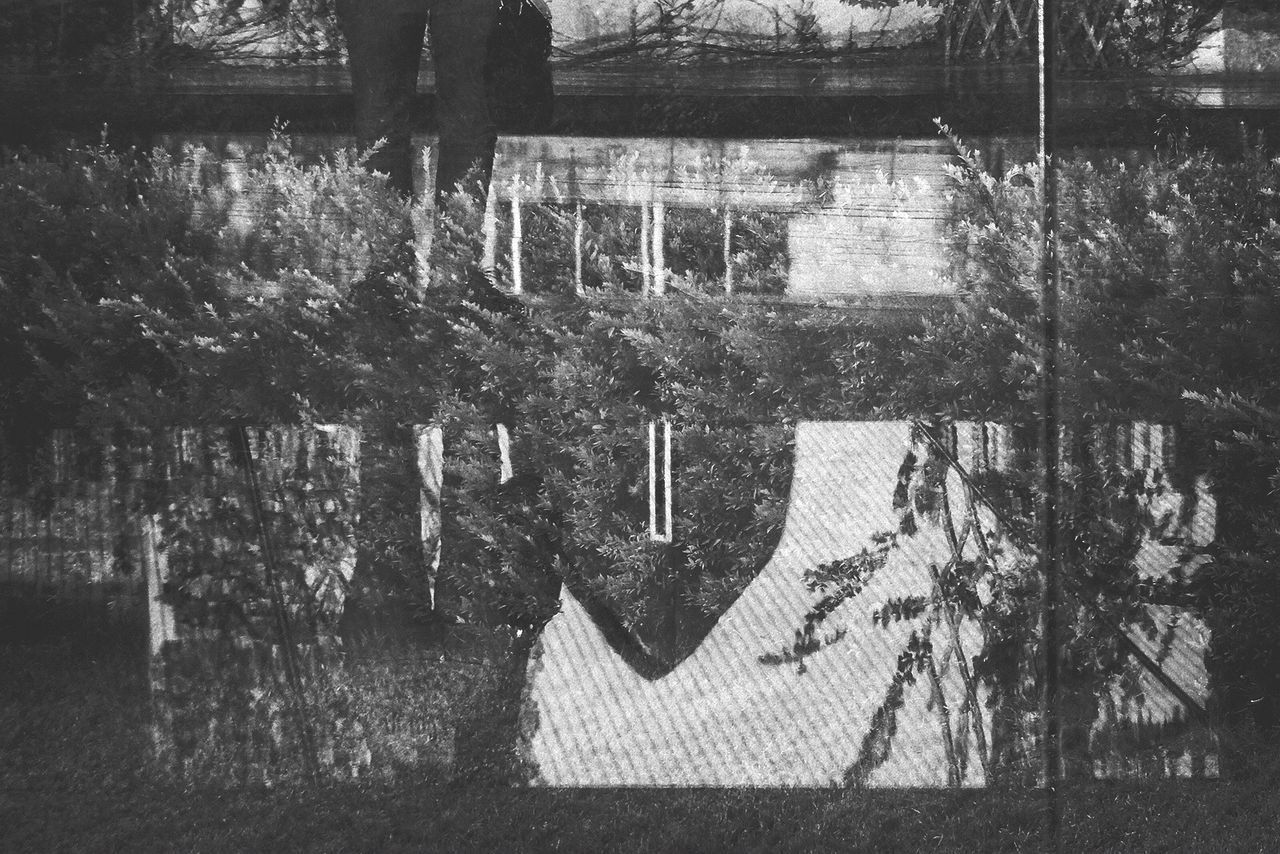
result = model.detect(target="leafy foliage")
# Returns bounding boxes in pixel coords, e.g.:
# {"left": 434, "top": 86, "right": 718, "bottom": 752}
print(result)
{"left": 749, "top": 124, "right": 1280, "bottom": 781}
{"left": 943, "top": 0, "right": 1225, "bottom": 69}
{"left": 0, "top": 0, "right": 344, "bottom": 73}
{"left": 9, "top": 117, "right": 1280, "bottom": 786}
{"left": 919, "top": 123, "right": 1280, "bottom": 739}
{"left": 156, "top": 426, "right": 360, "bottom": 642}
{"left": 438, "top": 290, "right": 902, "bottom": 670}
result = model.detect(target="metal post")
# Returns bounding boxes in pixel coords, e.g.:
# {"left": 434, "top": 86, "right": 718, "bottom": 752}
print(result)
{"left": 640, "top": 202, "right": 652, "bottom": 293}
{"left": 510, "top": 177, "right": 523, "bottom": 294}
{"left": 143, "top": 514, "right": 175, "bottom": 659}
{"left": 648, "top": 419, "right": 673, "bottom": 542}
{"left": 574, "top": 202, "right": 585, "bottom": 295}
{"left": 723, "top": 207, "right": 733, "bottom": 295}
{"left": 652, "top": 200, "right": 666, "bottom": 295}
{"left": 482, "top": 183, "right": 498, "bottom": 274}
{"left": 1038, "top": 0, "right": 1063, "bottom": 844}
{"left": 663, "top": 419, "right": 672, "bottom": 539}
{"left": 648, "top": 421, "right": 657, "bottom": 537}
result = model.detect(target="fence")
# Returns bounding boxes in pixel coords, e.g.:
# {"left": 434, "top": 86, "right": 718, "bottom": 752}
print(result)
{"left": 482, "top": 137, "right": 962, "bottom": 299}
{"left": 163, "top": 133, "right": 985, "bottom": 303}
{"left": 0, "top": 431, "right": 150, "bottom": 637}
{"left": 942, "top": 0, "right": 1222, "bottom": 68}
{"left": 0, "top": 423, "right": 465, "bottom": 783}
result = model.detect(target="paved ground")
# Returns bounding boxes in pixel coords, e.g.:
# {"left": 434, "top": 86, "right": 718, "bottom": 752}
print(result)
{"left": 524, "top": 421, "right": 1217, "bottom": 786}
{"left": 525, "top": 421, "right": 996, "bottom": 786}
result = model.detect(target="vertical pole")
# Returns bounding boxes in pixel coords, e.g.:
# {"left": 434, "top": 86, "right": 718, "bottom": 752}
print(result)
{"left": 1038, "top": 0, "right": 1063, "bottom": 845}
{"left": 3, "top": 480, "right": 11, "bottom": 590}
{"left": 510, "top": 177, "right": 523, "bottom": 294}
{"left": 128, "top": 0, "right": 141, "bottom": 91}
{"left": 415, "top": 425, "right": 443, "bottom": 611}
{"left": 574, "top": 202, "right": 585, "bottom": 295}
{"left": 235, "top": 426, "right": 320, "bottom": 782}
{"left": 482, "top": 182, "right": 498, "bottom": 274}
{"left": 19, "top": 500, "right": 29, "bottom": 593}
{"left": 24, "top": 500, "right": 34, "bottom": 593}
{"left": 652, "top": 200, "right": 666, "bottom": 296}
{"left": 92, "top": 451, "right": 105, "bottom": 603}
{"left": 39, "top": 513, "right": 49, "bottom": 599}
{"left": 414, "top": 146, "right": 434, "bottom": 290}
{"left": 663, "top": 418, "right": 672, "bottom": 540}
{"left": 723, "top": 206, "right": 733, "bottom": 295}
{"left": 640, "top": 203, "right": 652, "bottom": 293}
{"left": 142, "top": 511, "right": 176, "bottom": 768}
{"left": 143, "top": 514, "right": 175, "bottom": 659}
{"left": 648, "top": 420, "right": 658, "bottom": 538}
{"left": 647, "top": 419, "right": 673, "bottom": 542}
{"left": 944, "top": 6, "right": 953, "bottom": 65}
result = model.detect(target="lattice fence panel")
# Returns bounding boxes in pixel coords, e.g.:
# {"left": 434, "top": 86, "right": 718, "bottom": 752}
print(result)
{"left": 945, "top": 0, "right": 1216, "bottom": 69}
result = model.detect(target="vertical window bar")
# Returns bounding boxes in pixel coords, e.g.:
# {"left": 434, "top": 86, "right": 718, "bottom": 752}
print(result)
{"left": 663, "top": 418, "right": 673, "bottom": 540}
{"left": 649, "top": 418, "right": 672, "bottom": 542}
{"left": 510, "top": 176, "right": 523, "bottom": 294}
{"left": 640, "top": 202, "right": 652, "bottom": 293}
{"left": 648, "top": 420, "right": 657, "bottom": 537}
{"left": 652, "top": 200, "right": 666, "bottom": 295}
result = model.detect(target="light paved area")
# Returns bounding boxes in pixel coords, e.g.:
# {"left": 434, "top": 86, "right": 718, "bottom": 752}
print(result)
{"left": 523, "top": 421, "right": 1217, "bottom": 786}
{"left": 525, "top": 421, "right": 996, "bottom": 786}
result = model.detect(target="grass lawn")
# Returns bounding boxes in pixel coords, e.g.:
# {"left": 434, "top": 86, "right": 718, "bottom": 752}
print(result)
{"left": 3, "top": 637, "right": 1278, "bottom": 853}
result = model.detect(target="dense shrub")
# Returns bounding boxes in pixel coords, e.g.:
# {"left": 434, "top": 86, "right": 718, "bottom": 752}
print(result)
{"left": 439, "top": 290, "right": 911, "bottom": 670}
{"left": 0, "top": 133, "right": 430, "bottom": 443}
{"left": 0, "top": 0, "right": 343, "bottom": 72}
{"left": 9, "top": 124, "right": 1280, "bottom": 783}
{"left": 151, "top": 635, "right": 495, "bottom": 785}
{"left": 180, "top": 133, "right": 414, "bottom": 289}
{"left": 0, "top": 144, "right": 217, "bottom": 477}
{"left": 919, "top": 123, "right": 1280, "bottom": 736}
{"left": 0, "top": 0, "right": 138, "bottom": 71}
{"left": 439, "top": 126, "right": 1280, "bottom": 780}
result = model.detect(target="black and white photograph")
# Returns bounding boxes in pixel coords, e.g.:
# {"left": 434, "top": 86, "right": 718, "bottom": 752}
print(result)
{"left": 2, "top": 0, "right": 1278, "bottom": 849}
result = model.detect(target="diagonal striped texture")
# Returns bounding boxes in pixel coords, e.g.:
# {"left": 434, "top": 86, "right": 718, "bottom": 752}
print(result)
{"left": 1087, "top": 423, "right": 1219, "bottom": 781}
{"left": 523, "top": 421, "right": 1217, "bottom": 786}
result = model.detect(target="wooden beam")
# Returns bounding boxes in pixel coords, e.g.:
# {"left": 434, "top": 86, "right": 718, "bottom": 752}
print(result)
{"left": 510, "top": 178, "right": 523, "bottom": 294}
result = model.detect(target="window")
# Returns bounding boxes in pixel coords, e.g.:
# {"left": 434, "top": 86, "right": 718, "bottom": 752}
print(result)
{"left": 648, "top": 418, "right": 672, "bottom": 542}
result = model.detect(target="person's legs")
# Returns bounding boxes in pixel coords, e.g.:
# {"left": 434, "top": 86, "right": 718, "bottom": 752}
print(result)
{"left": 428, "top": 0, "right": 501, "bottom": 201}
{"left": 335, "top": 0, "right": 430, "bottom": 195}
{"left": 485, "top": 0, "right": 555, "bottom": 135}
